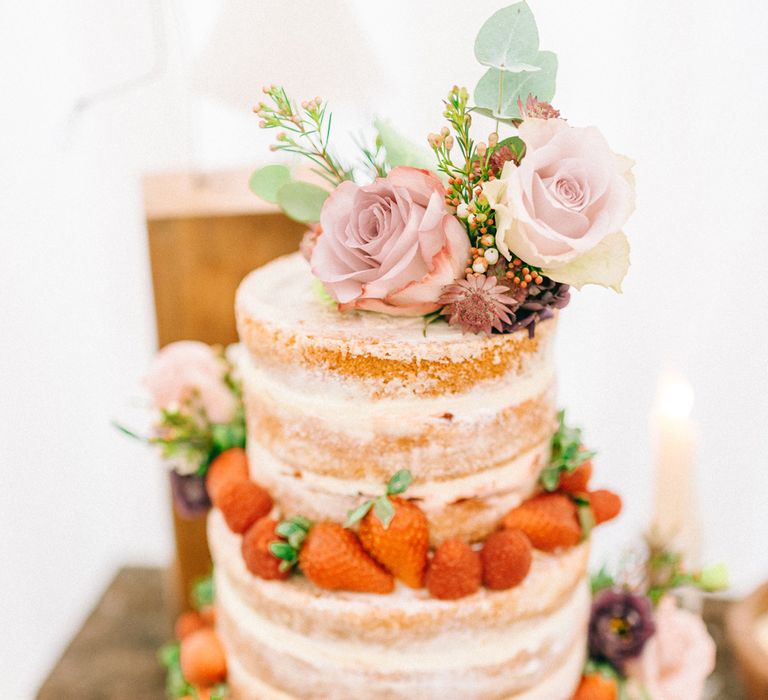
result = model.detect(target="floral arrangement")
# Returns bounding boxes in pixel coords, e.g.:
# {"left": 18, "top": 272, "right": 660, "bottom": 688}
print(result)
{"left": 249, "top": 1, "right": 635, "bottom": 336}
{"left": 575, "top": 546, "right": 728, "bottom": 700}
{"left": 115, "top": 341, "right": 245, "bottom": 518}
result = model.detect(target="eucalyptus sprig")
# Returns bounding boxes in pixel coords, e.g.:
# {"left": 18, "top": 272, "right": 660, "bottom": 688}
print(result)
{"left": 254, "top": 85, "right": 353, "bottom": 187}
{"left": 646, "top": 546, "right": 729, "bottom": 604}
{"left": 539, "top": 410, "right": 596, "bottom": 492}
{"left": 345, "top": 469, "right": 413, "bottom": 529}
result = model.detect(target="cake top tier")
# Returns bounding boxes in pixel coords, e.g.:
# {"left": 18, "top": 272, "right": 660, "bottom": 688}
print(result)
{"left": 236, "top": 253, "right": 556, "bottom": 398}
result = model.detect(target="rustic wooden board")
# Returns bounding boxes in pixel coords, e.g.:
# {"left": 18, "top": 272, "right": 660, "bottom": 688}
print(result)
{"left": 37, "top": 567, "right": 747, "bottom": 699}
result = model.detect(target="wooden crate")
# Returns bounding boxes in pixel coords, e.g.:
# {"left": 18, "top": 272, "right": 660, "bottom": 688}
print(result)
{"left": 144, "top": 169, "right": 304, "bottom": 610}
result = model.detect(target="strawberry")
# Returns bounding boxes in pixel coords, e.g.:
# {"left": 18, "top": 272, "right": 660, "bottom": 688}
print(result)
{"left": 572, "top": 673, "right": 618, "bottom": 700}
{"left": 206, "top": 447, "right": 249, "bottom": 502}
{"left": 557, "top": 460, "right": 593, "bottom": 494}
{"left": 198, "top": 604, "right": 216, "bottom": 627}
{"left": 502, "top": 493, "right": 581, "bottom": 551}
{"left": 174, "top": 610, "right": 205, "bottom": 640}
{"left": 348, "top": 470, "right": 428, "bottom": 588}
{"left": 481, "top": 528, "right": 533, "bottom": 590}
{"left": 299, "top": 522, "right": 394, "bottom": 594}
{"left": 588, "top": 489, "right": 622, "bottom": 525}
{"left": 215, "top": 480, "right": 273, "bottom": 534}
{"left": 425, "top": 539, "right": 482, "bottom": 600}
{"left": 241, "top": 517, "right": 290, "bottom": 581}
{"left": 179, "top": 628, "right": 227, "bottom": 686}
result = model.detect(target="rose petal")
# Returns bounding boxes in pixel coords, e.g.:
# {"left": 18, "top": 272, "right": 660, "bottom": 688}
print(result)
{"left": 541, "top": 231, "right": 630, "bottom": 291}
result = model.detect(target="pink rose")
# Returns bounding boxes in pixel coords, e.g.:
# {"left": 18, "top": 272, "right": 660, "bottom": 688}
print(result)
{"left": 144, "top": 341, "right": 236, "bottom": 423}
{"left": 483, "top": 118, "right": 635, "bottom": 290}
{"left": 625, "top": 596, "right": 716, "bottom": 700}
{"left": 311, "top": 166, "right": 470, "bottom": 316}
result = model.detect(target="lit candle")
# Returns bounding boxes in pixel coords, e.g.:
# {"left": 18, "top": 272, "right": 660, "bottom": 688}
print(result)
{"left": 650, "top": 371, "right": 701, "bottom": 567}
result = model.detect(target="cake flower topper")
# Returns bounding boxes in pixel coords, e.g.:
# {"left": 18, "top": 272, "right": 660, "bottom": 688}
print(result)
{"left": 249, "top": 1, "right": 635, "bottom": 336}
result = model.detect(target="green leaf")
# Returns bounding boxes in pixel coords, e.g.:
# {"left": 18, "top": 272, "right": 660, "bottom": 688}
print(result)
{"left": 276, "top": 181, "right": 329, "bottom": 223}
{"left": 590, "top": 566, "right": 615, "bottom": 594}
{"left": 386, "top": 469, "right": 413, "bottom": 496}
{"left": 496, "top": 136, "right": 526, "bottom": 161}
{"left": 373, "top": 495, "right": 396, "bottom": 529}
{"left": 312, "top": 278, "right": 337, "bottom": 308}
{"left": 474, "top": 2, "right": 540, "bottom": 72}
{"left": 578, "top": 501, "right": 595, "bottom": 540}
{"left": 190, "top": 573, "right": 214, "bottom": 610}
{"left": 470, "top": 107, "right": 521, "bottom": 126}
{"left": 269, "top": 541, "right": 298, "bottom": 562}
{"left": 539, "top": 466, "right": 561, "bottom": 492}
{"left": 474, "top": 50, "right": 558, "bottom": 119}
{"left": 374, "top": 117, "right": 434, "bottom": 170}
{"left": 699, "top": 562, "right": 730, "bottom": 591}
{"left": 344, "top": 499, "right": 374, "bottom": 528}
{"left": 249, "top": 164, "right": 292, "bottom": 203}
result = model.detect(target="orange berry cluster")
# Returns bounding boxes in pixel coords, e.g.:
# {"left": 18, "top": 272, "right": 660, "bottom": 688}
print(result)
{"left": 504, "top": 257, "right": 544, "bottom": 289}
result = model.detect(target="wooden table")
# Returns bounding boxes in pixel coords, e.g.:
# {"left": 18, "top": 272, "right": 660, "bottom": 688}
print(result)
{"left": 38, "top": 567, "right": 747, "bottom": 699}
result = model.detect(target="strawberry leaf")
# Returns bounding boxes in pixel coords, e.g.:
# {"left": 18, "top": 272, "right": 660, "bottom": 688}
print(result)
{"left": 269, "top": 541, "right": 298, "bottom": 562}
{"left": 577, "top": 500, "right": 595, "bottom": 540}
{"left": 344, "top": 499, "right": 374, "bottom": 528}
{"left": 373, "top": 495, "right": 396, "bottom": 528}
{"left": 386, "top": 469, "right": 413, "bottom": 495}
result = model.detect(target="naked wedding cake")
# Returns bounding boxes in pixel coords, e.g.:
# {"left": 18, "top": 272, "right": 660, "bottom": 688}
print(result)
{"left": 136, "top": 4, "right": 723, "bottom": 699}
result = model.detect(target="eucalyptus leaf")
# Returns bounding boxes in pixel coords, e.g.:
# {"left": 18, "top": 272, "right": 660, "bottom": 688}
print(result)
{"left": 249, "top": 164, "right": 292, "bottom": 203}
{"left": 474, "top": 51, "right": 558, "bottom": 119}
{"left": 474, "top": 1, "right": 540, "bottom": 72}
{"left": 374, "top": 117, "right": 434, "bottom": 170}
{"left": 470, "top": 107, "right": 521, "bottom": 126}
{"left": 276, "top": 181, "right": 329, "bottom": 223}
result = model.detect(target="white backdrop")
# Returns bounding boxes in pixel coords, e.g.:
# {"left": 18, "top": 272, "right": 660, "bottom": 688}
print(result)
{"left": 2, "top": 1, "right": 767, "bottom": 696}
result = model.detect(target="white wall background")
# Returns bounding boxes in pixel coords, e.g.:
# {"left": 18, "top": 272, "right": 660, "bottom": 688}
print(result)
{"left": 1, "top": 1, "right": 767, "bottom": 696}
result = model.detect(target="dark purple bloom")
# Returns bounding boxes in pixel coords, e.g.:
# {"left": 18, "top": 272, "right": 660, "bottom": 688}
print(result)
{"left": 588, "top": 588, "right": 656, "bottom": 669}
{"left": 170, "top": 471, "right": 211, "bottom": 519}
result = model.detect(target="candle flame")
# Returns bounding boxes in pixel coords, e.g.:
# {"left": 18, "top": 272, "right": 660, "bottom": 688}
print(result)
{"left": 656, "top": 371, "right": 695, "bottom": 419}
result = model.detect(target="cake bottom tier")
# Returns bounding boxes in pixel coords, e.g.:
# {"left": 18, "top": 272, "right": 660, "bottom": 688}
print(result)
{"left": 209, "top": 510, "right": 589, "bottom": 700}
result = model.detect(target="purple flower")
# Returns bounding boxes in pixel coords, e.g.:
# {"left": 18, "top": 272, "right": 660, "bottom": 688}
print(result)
{"left": 588, "top": 588, "right": 656, "bottom": 669}
{"left": 170, "top": 472, "right": 211, "bottom": 519}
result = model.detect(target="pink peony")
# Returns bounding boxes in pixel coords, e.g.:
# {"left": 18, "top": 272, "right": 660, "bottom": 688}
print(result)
{"left": 625, "top": 596, "right": 716, "bottom": 700}
{"left": 144, "top": 341, "right": 236, "bottom": 423}
{"left": 483, "top": 118, "right": 635, "bottom": 290}
{"left": 310, "top": 166, "right": 470, "bottom": 316}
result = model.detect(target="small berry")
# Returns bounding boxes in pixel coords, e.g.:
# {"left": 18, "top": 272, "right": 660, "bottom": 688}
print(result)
{"left": 174, "top": 610, "right": 205, "bottom": 640}
{"left": 573, "top": 673, "right": 618, "bottom": 700}
{"left": 216, "top": 480, "right": 273, "bottom": 534}
{"left": 481, "top": 529, "right": 533, "bottom": 590}
{"left": 558, "top": 461, "right": 593, "bottom": 494}
{"left": 426, "top": 539, "right": 482, "bottom": 600}
{"left": 242, "top": 517, "right": 290, "bottom": 580}
{"left": 589, "top": 490, "right": 622, "bottom": 524}
{"left": 179, "top": 628, "right": 227, "bottom": 686}
{"left": 206, "top": 448, "right": 249, "bottom": 503}
{"left": 502, "top": 493, "right": 581, "bottom": 551}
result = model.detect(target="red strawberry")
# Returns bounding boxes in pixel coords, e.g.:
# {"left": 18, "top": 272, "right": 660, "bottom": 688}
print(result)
{"left": 215, "top": 480, "right": 273, "bottom": 534}
{"left": 425, "top": 539, "right": 482, "bottom": 600}
{"left": 206, "top": 447, "right": 249, "bottom": 502}
{"left": 502, "top": 493, "right": 581, "bottom": 551}
{"left": 558, "top": 460, "right": 593, "bottom": 494}
{"left": 481, "top": 528, "right": 533, "bottom": 590}
{"left": 357, "top": 497, "right": 429, "bottom": 588}
{"left": 299, "top": 522, "right": 394, "bottom": 594}
{"left": 573, "top": 673, "right": 618, "bottom": 700}
{"left": 174, "top": 610, "right": 205, "bottom": 640}
{"left": 242, "top": 517, "right": 290, "bottom": 581}
{"left": 179, "top": 628, "right": 227, "bottom": 686}
{"left": 198, "top": 605, "right": 216, "bottom": 627}
{"left": 589, "top": 489, "right": 622, "bottom": 524}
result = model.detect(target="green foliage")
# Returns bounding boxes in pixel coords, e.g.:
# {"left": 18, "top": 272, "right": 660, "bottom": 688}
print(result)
{"left": 248, "top": 164, "right": 292, "bottom": 203}
{"left": 270, "top": 516, "right": 312, "bottom": 572}
{"left": 474, "top": 51, "right": 558, "bottom": 119}
{"left": 312, "top": 278, "right": 337, "bottom": 308}
{"left": 190, "top": 573, "right": 214, "bottom": 610}
{"left": 276, "top": 181, "right": 329, "bottom": 223}
{"left": 575, "top": 495, "right": 595, "bottom": 540}
{"left": 496, "top": 135, "right": 526, "bottom": 161}
{"left": 474, "top": 2, "right": 540, "bottom": 71}
{"left": 345, "top": 469, "right": 414, "bottom": 529}
{"left": 159, "top": 640, "right": 229, "bottom": 699}
{"left": 590, "top": 566, "right": 616, "bottom": 594}
{"left": 374, "top": 117, "right": 434, "bottom": 171}
{"left": 647, "top": 547, "right": 729, "bottom": 604}
{"left": 539, "top": 410, "right": 595, "bottom": 492}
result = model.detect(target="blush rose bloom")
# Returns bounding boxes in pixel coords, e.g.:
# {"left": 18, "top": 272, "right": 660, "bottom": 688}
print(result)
{"left": 483, "top": 118, "right": 635, "bottom": 291}
{"left": 625, "top": 596, "right": 716, "bottom": 700}
{"left": 144, "top": 341, "right": 236, "bottom": 424}
{"left": 310, "top": 166, "right": 470, "bottom": 316}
